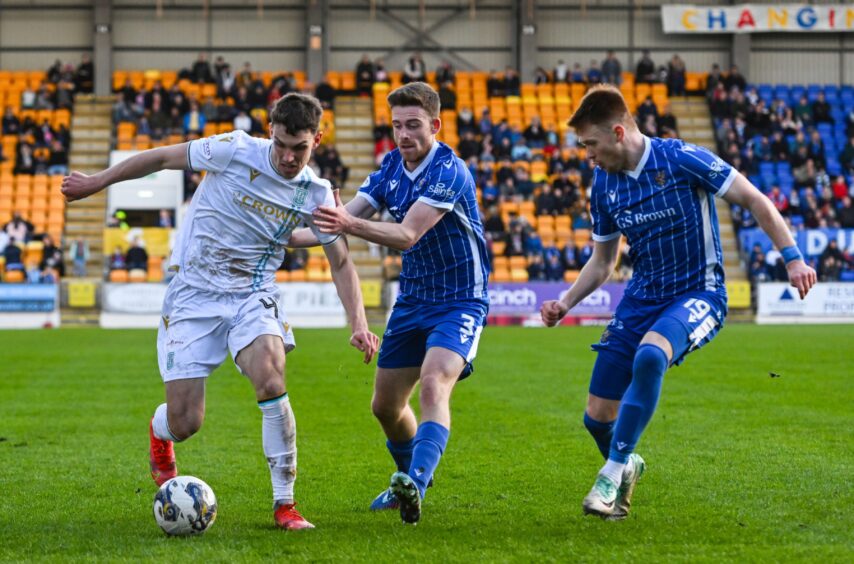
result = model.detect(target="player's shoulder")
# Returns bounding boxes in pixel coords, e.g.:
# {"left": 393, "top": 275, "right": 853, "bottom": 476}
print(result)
{"left": 431, "top": 142, "right": 471, "bottom": 182}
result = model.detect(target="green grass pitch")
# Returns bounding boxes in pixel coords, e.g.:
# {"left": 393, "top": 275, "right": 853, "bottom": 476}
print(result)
{"left": 1, "top": 325, "right": 852, "bottom": 562}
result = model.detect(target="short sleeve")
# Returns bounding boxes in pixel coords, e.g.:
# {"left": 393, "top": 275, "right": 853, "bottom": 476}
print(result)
{"left": 590, "top": 170, "right": 620, "bottom": 242}
{"left": 357, "top": 153, "right": 393, "bottom": 210}
{"left": 417, "top": 158, "right": 469, "bottom": 211}
{"left": 674, "top": 141, "right": 737, "bottom": 198}
{"left": 187, "top": 132, "right": 241, "bottom": 174}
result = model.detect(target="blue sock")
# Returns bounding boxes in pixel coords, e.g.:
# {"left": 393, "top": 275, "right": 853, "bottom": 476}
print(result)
{"left": 583, "top": 412, "right": 615, "bottom": 460}
{"left": 610, "top": 344, "right": 668, "bottom": 463}
{"left": 386, "top": 438, "right": 415, "bottom": 473}
{"left": 409, "top": 422, "right": 449, "bottom": 498}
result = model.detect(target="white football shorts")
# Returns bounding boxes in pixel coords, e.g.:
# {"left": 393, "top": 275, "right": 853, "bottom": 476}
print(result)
{"left": 157, "top": 280, "right": 296, "bottom": 382}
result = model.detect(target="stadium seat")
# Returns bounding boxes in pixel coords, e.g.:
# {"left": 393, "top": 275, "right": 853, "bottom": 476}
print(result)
{"left": 128, "top": 269, "right": 147, "bottom": 282}
{"left": 109, "top": 270, "right": 129, "bottom": 283}
{"left": 4, "top": 270, "right": 25, "bottom": 283}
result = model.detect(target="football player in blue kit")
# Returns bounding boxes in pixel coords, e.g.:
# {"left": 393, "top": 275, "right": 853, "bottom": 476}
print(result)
{"left": 540, "top": 85, "right": 816, "bottom": 520}
{"left": 310, "top": 82, "right": 490, "bottom": 524}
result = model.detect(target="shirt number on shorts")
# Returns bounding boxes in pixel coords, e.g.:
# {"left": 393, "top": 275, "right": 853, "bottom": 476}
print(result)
{"left": 259, "top": 297, "right": 279, "bottom": 319}
{"left": 459, "top": 314, "right": 476, "bottom": 344}
{"left": 683, "top": 298, "right": 717, "bottom": 349}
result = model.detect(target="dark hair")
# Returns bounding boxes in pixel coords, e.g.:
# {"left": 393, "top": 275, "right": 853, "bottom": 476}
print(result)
{"left": 387, "top": 82, "right": 440, "bottom": 119}
{"left": 568, "top": 84, "right": 635, "bottom": 132}
{"left": 269, "top": 92, "right": 323, "bottom": 134}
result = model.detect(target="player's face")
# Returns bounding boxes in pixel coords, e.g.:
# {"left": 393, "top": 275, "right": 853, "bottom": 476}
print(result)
{"left": 269, "top": 123, "right": 323, "bottom": 179}
{"left": 577, "top": 123, "right": 626, "bottom": 173}
{"left": 391, "top": 105, "right": 440, "bottom": 167}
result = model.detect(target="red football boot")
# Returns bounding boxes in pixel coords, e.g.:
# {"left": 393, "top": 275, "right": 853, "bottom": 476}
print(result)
{"left": 149, "top": 418, "right": 177, "bottom": 486}
{"left": 274, "top": 502, "right": 315, "bottom": 530}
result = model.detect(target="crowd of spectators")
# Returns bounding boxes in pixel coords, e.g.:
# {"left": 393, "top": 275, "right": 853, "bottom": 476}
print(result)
{"left": 1, "top": 213, "right": 63, "bottom": 282}
{"left": 706, "top": 66, "right": 854, "bottom": 281}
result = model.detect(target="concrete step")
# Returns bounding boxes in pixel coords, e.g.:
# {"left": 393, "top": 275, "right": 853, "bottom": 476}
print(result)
{"left": 63, "top": 223, "right": 103, "bottom": 235}
{"left": 69, "top": 154, "right": 109, "bottom": 167}
{"left": 72, "top": 115, "right": 112, "bottom": 127}
{"left": 72, "top": 128, "right": 111, "bottom": 140}
{"left": 66, "top": 208, "right": 106, "bottom": 222}
{"left": 339, "top": 153, "right": 375, "bottom": 166}
{"left": 74, "top": 104, "right": 114, "bottom": 116}
{"left": 354, "top": 263, "right": 382, "bottom": 278}
{"left": 335, "top": 115, "right": 374, "bottom": 127}
{"left": 335, "top": 128, "right": 374, "bottom": 140}
{"left": 71, "top": 140, "right": 111, "bottom": 152}
{"left": 337, "top": 140, "right": 375, "bottom": 153}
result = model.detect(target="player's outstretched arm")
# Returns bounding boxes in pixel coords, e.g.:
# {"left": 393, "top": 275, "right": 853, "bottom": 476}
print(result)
{"left": 323, "top": 236, "right": 379, "bottom": 363}
{"left": 61, "top": 143, "right": 191, "bottom": 203}
{"left": 288, "top": 190, "right": 377, "bottom": 248}
{"left": 723, "top": 174, "right": 817, "bottom": 299}
{"left": 541, "top": 237, "right": 621, "bottom": 327}
{"left": 314, "top": 198, "right": 444, "bottom": 251}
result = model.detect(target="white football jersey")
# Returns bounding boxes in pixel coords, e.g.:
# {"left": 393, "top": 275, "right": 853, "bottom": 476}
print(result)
{"left": 171, "top": 130, "right": 337, "bottom": 292}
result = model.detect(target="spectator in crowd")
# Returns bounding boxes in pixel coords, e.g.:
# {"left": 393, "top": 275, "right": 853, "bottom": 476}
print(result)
{"left": 46, "top": 139, "right": 68, "bottom": 175}
{"left": 403, "top": 53, "right": 425, "bottom": 84}
{"left": 544, "top": 250, "right": 565, "bottom": 281}
{"left": 233, "top": 109, "right": 252, "bottom": 132}
{"left": 75, "top": 53, "right": 94, "bottom": 93}
{"left": 2, "top": 106, "right": 20, "bottom": 135}
{"left": 838, "top": 196, "right": 854, "bottom": 228}
{"left": 667, "top": 55, "right": 686, "bottom": 96}
{"left": 315, "top": 76, "right": 336, "bottom": 109}
{"left": 601, "top": 51, "right": 622, "bottom": 86}
{"left": 724, "top": 64, "right": 746, "bottom": 92}
{"left": 158, "top": 209, "right": 174, "bottom": 228}
{"left": 108, "top": 245, "right": 127, "bottom": 271}
{"left": 39, "top": 234, "right": 64, "bottom": 278}
{"left": 4, "top": 212, "right": 33, "bottom": 244}
{"left": 818, "top": 239, "right": 846, "bottom": 281}
{"left": 438, "top": 81, "right": 456, "bottom": 110}
{"left": 374, "top": 59, "right": 389, "bottom": 84}
{"left": 635, "top": 50, "right": 656, "bottom": 84}
{"left": 586, "top": 59, "right": 602, "bottom": 84}
{"left": 182, "top": 100, "right": 206, "bottom": 136}
{"left": 436, "top": 61, "right": 455, "bottom": 84}
{"left": 657, "top": 103, "right": 679, "bottom": 137}
{"left": 504, "top": 67, "right": 521, "bottom": 96}
{"left": 126, "top": 238, "right": 149, "bottom": 271}
{"left": 840, "top": 137, "right": 854, "bottom": 174}
{"left": 553, "top": 60, "right": 568, "bottom": 83}
{"left": 69, "top": 238, "right": 89, "bottom": 277}
{"left": 3, "top": 237, "right": 23, "bottom": 272}
{"left": 356, "top": 54, "right": 375, "bottom": 96}
{"left": 570, "top": 63, "right": 586, "bottom": 83}
{"left": 812, "top": 91, "right": 833, "bottom": 125}
{"left": 527, "top": 253, "right": 546, "bottom": 281}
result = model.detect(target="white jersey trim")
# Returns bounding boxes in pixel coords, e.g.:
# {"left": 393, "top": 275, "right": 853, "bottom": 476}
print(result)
{"left": 697, "top": 188, "right": 718, "bottom": 292}
{"left": 625, "top": 135, "right": 651, "bottom": 179}
{"left": 417, "top": 195, "right": 454, "bottom": 210}
{"left": 403, "top": 141, "right": 439, "bottom": 181}
{"left": 592, "top": 231, "right": 622, "bottom": 242}
{"left": 453, "top": 200, "right": 486, "bottom": 298}
{"left": 715, "top": 167, "right": 738, "bottom": 198}
{"left": 356, "top": 191, "right": 380, "bottom": 210}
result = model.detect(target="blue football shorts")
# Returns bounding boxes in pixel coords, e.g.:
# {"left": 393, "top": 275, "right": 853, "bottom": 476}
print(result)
{"left": 377, "top": 296, "right": 488, "bottom": 379}
{"left": 588, "top": 290, "right": 727, "bottom": 401}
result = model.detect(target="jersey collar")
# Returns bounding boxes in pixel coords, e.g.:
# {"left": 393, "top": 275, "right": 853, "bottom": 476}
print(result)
{"left": 625, "top": 135, "right": 651, "bottom": 179}
{"left": 402, "top": 141, "right": 439, "bottom": 181}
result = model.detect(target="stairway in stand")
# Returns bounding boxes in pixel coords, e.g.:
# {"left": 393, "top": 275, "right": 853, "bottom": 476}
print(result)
{"left": 671, "top": 96, "right": 751, "bottom": 320}
{"left": 333, "top": 96, "right": 386, "bottom": 324}
{"left": 61, "top": 94, "right": 114, "bottom": 326}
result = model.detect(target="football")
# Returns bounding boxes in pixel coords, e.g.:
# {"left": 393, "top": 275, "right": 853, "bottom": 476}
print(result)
{"left": 153, "top": 476, "right": 218, "bottom": 536}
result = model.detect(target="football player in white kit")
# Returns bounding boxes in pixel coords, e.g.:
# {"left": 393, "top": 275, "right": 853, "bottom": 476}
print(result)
{"left": 62, "top": 93, "right": 379, "bottom": 530}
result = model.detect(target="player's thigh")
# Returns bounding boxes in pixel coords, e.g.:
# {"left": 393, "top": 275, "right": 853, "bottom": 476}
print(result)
{"left": 234, "top": 334, "right": 287, "bottom": 400}
{"left": 420, "top": 346, "right": 467, "bottom": 397}
{"left": 373, "top": 366, "right": 421, "bottom": 415}
{"left": 158, "top": 284, "right": 231, "bottom": 381}
{"left": 647, "top": 291, "right": 727, "bottom": 366}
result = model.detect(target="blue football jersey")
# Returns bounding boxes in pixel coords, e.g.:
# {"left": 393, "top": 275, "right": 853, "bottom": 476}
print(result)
{"left": 357, "top": 141, "right": 490, "bottom": 304}
{"left": 590, "top": 136, "right": 736, "bottom": 301}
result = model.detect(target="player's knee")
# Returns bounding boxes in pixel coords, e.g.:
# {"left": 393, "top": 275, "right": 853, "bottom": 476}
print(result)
{"left": 418, "top": 375, "right": 452, "bottom": 409}
{"left": 169, "top": 409, "right": 204, "bottom": 440}
{"left": 255, "top": 376, "right": 285, "bottom": 402}
{"left": 371, "top": 396, "right": 401, "bottom": 423}
{"left": 633, "top": 344, "right": 669, "bottom": 381}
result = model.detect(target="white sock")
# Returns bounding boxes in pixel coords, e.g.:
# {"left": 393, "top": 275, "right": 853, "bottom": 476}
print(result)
{"left": 259, "top": 394, "right": 297, "bottom": 504}
{"left": 600, "top": 459, "right": 626, "bottom": 485}
{"left": 152, "top": 403, "right": 180, "bottom": 442}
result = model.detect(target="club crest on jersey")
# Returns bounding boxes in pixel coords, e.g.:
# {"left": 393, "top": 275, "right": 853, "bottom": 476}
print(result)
{"left": 655, "top": 171, "right": 667, "bottom": 187}
{"left": 249, "top": 169, "right": 261, "bottom": 182}
{"left": 293, "top": 185, "right": 308, "bottom": 208}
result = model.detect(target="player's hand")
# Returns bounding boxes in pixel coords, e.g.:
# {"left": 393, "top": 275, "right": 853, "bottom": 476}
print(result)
{"left": 350, "top": 328, "right": 379, "bottom": 364}
{"left": 541, "top": 299, "right": 568, "bottom": 327}
{"left": 61, "top": 171, "right": 101, "bottom": 203}
{"left": 786, "top": 260, "right": 817, "bottom": 299}
{"left": 313, "top": 189, "right": 354, "bottom": 235}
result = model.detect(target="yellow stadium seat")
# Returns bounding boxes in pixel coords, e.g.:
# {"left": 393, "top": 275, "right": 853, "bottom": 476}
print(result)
{"left": 109, "top": 269, "right": 129, "bottom": 283}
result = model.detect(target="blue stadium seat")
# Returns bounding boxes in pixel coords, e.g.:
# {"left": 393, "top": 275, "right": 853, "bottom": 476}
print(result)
{"left": 774, "top": 85, "right": 790, "bottom": 102}
{"left": 790, "top": 215, "right": 804, "bottom": 227}
{"left": 791, "top": 85, "right": 806, "bottom": 102}
{"left": 748, "top": 174, "right": 763, "bottom": 189}
{"left": 759, "top": 162, "right": 776, "bottom": 176}
{"left": 817, "top": 123, "right": 833, "bottom": 135}
{"left": 775, "top": 162, "right": 792, "bottom": 175}
{"left": 827, "top": 159, "right": 842, "bottom": 176}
